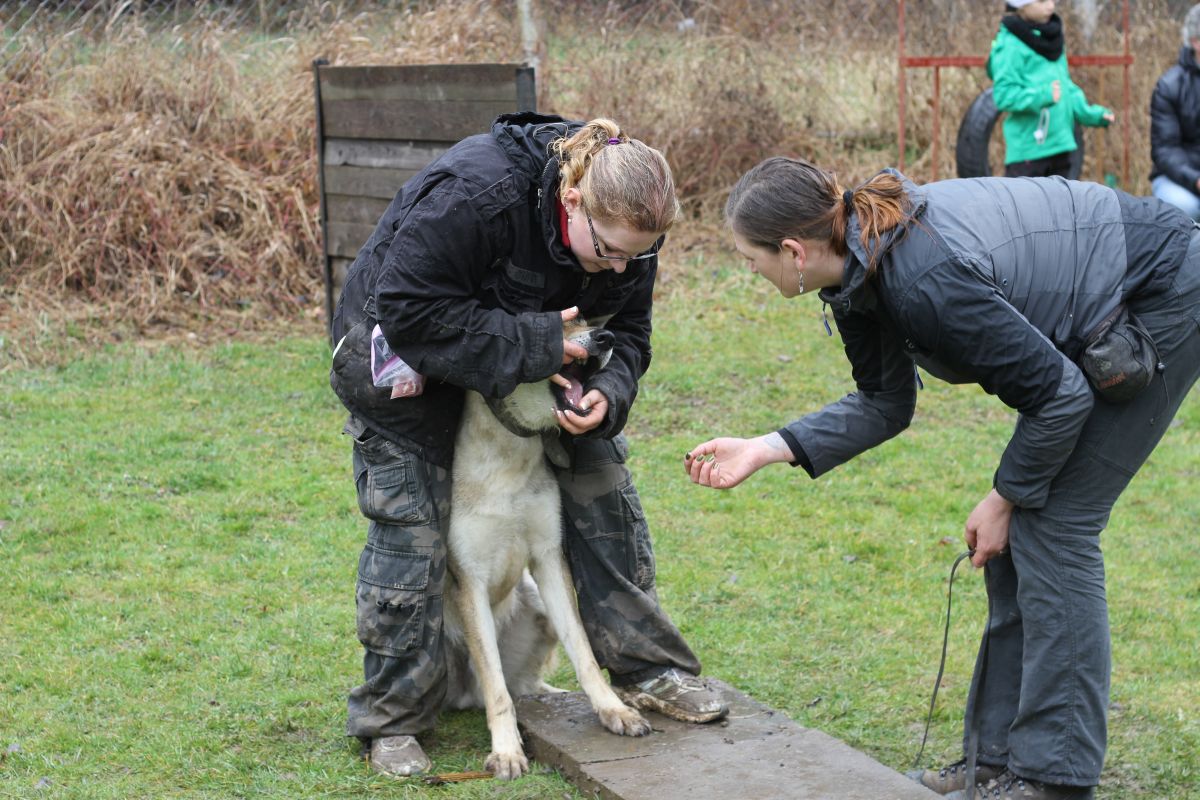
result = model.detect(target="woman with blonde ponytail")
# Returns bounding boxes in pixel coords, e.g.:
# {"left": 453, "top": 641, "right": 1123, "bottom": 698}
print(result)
{"left": 329, "top": 112, "right": 723, "bottom": 779}
{"left": 688, "top": 157, "right": 1200, "bottom": 800}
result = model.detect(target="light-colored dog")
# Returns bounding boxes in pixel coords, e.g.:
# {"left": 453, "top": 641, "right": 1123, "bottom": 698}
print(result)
{"left": 441, "top": 320, "right": 650, "bottom": 779}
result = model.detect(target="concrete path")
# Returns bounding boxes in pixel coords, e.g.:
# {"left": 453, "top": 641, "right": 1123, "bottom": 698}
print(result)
{"left": 515, "top": 679, "right": 941, "bottom": 800}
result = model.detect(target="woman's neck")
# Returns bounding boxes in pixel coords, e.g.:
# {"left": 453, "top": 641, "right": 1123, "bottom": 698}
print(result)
{"left": 805, "top": 240, "right": 845, "bottom": 291}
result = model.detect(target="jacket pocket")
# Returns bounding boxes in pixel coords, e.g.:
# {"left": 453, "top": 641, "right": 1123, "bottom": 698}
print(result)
{"left": 355, "top": 545, "right": 431, "bottom": 657}
{"left": 491, "top": 257, "right": 544, "bottom": 312}
{"left": 331, "top": 317, "right": 401, "bottom": 417}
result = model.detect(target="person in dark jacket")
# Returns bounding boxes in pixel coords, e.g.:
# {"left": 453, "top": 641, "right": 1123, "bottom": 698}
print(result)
{"left": 685, "top": 158, "right": 1200, "bottom": 800}
{"left": 1150, "top": 3, "right": 1200, "bottom": 220}
{"left": 329, "top": 114, "right": 727, "bottom": 777}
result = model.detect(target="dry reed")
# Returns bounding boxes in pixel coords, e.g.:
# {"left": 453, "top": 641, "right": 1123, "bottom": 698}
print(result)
{"left": 0, "top": 0, "right": 1190, "bottom": 367}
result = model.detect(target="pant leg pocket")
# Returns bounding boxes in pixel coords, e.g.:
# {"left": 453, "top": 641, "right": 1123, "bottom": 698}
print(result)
{"left": 618, "top": 483, "right": 656, "bottom": 591}
{"left": 355, "top": 545, "right": 431, "bottom": 658}
{"left": 352, "top": 441, "right": 433, "bottom": 526}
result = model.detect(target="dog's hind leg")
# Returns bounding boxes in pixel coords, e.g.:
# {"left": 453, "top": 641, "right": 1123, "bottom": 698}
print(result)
{"left": 448, "top": 577, "right": 530, "bottom": 780}
{"left": 497, "top": 574, "right": 560, "bottom": 698}
{"left": 528, "top": 553, "right": 651, "bottom": 737}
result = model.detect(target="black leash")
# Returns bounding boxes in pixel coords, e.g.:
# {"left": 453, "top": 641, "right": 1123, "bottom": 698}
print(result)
{"left": 912, "top": 550, "right": 976, "bottom": 771}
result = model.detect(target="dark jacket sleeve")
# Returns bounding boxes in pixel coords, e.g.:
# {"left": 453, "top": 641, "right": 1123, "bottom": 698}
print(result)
{"left": 374, "top": 178, "right": 562, "bottom": 399}
{"left": 897, "top": 262, "right": 1094, "bottom": 509}
{"left": 778, "top": 304, "right": 917, "bottom": 478}
{"left": 1150, "top": 68, "right": 1200, "bottom": 191}
{"left": 583, "top": 259, "right": 657, "bottom": 439}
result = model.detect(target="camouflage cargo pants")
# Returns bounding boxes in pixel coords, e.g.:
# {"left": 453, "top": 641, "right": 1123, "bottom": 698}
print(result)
{"left": 343, "top": 416, "right": 701, "bottom": 739}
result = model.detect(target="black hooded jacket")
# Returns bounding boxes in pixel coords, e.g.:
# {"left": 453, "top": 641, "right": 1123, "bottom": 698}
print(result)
{"left": 1150, "top": 46, "right": 1200, "bottom": 187}
{"left": 329, "top": 113, "right": 658, "bottom": 468}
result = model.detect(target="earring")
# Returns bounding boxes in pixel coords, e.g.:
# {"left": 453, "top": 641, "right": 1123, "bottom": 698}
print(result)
{"left": 796, "top": 266, "right": 805, "bottom": 295}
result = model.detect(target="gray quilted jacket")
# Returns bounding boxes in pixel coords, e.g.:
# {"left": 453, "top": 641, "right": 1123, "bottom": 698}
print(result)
{"left": 778, "top": 173, "right": 1192, "bottom": 509}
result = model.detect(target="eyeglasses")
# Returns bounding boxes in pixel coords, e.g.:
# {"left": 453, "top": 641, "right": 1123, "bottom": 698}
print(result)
{"left": 583, "top": 208, "right": 661, "bottom": 263}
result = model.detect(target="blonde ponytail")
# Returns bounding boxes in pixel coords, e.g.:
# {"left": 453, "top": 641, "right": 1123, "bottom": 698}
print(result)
{"left": 551, "top": 119, "right": 679, "bottom": 234}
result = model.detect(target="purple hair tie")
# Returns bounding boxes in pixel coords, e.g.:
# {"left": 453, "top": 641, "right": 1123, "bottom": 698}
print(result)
{"left": 607, "top": 137, "right": 622, "bottom": 145}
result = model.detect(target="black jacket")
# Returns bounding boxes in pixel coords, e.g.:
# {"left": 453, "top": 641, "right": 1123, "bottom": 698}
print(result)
{"left": 779, "top": 173, "right": 1191, "bottom": 510}
{"left": 330, "top": 113, "right": 657, "bottom": 468}
{"left": 1150, "top": 46, "right": 1200, "bottom": 187}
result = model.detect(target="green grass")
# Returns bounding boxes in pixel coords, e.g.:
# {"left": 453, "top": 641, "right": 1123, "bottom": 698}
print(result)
{"left": 1, "top": 267, "right": 1197, "bottom": 799}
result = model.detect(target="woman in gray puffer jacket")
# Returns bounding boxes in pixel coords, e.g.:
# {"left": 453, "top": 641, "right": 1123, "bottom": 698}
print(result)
{"left": 686, "top": 157, "right": 1200, "bottom": 800}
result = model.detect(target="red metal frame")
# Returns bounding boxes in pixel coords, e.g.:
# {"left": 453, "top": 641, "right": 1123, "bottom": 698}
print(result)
{"left": 897, "top": 0, "right": 1132, "bottom": 184}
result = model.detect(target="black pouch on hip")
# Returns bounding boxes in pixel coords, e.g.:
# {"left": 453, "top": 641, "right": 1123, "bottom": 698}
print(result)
{"left": 1079, "top": 305, "right": 1161, "bottom": 403}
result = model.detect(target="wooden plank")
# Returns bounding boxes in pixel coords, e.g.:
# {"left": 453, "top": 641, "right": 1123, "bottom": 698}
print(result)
{"left": 327, "top": 221, "right": 378, "bottom": 259}
{"left": 323, "top": 165, "right": 417, "bottom": 201}
{"left": 325, "top": 194, "right": 391, "bottom": 226}
{"left": 324, "top": 138, "right": 448, "bottom": 169}
{"left": 321, "top": 98, "right": 515, "bottom": 141}
{"left": 317, "top": 63, "right": 521, "bottom": 103}
{"left": 517, "top": 682, "right": 941, "bottom": 800}
{"left": 330, "top": 257, "right": 352, "bottom": 300}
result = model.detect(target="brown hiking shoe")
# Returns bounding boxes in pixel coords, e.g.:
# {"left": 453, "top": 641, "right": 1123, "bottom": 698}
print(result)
{"left": 614, "top": 668, "right": 728, "bottom": 724}
{"left": 945, "top": 769, "right": 1096, "bottom": 800}
{"left": 368, "top": 735, "right": 430, "bottom": 777}
{"left": 906, "top": 759, "right": 1005, "bottom": 795}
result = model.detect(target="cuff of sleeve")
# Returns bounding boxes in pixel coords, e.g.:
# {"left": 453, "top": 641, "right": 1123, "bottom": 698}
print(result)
{"left": 992, "top": 469, "right": 1041, "bottom": 509}
{"left": 519, "top": 311, "right": 563, "bottom": 382}
{"left": 777, "top": 428, "right": 815, "bottom": 478}
{"left": 583, "top": 372, "right": 629, "bottom": 439}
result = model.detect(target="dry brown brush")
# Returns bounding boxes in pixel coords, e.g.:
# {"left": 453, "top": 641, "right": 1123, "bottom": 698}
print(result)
{"left": 0, "top": 0, "right": 1190, "bottom": 366}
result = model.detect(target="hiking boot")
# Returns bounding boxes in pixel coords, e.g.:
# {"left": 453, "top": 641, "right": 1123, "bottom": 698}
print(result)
{"left": 906, "top": 759, "right": 1006, "bottom": 795}
{"left": 368, "top": 735, "right": 430, "bottom": 777}
{"left": 945, "top": 769, "right": 1096, "bottom": 800}
{"left": 614, "top": 668, "right": 728, "bottom": 724}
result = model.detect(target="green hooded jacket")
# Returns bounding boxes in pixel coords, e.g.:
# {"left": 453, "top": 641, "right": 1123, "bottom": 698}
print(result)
{"left": 987, "top": 24, "right": 1110, "bottom": 164}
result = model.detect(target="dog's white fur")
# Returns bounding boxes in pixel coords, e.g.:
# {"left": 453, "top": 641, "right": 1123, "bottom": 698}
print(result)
{"left": 441, "top": 323, "right": 650, "bottom": 780}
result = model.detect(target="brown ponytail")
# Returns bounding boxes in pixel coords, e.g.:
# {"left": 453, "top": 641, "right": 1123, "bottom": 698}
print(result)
{"left": 551, "top": 118, "right": 680, "bottom": 234}
{"left": 841, "top": 172, "right": 910, "bottom": 274}
{"left": 726, "top": 157, "right": 910, "bottom": 275}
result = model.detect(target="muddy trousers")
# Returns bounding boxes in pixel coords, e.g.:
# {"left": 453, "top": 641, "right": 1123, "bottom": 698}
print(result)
{"left": 344, "top": 425, "right": 701, "bottom": 739}
{"left": 963, "top": 242, "right": 1200, "bottom": 787}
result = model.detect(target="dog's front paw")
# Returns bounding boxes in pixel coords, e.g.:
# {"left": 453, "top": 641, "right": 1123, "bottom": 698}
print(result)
{"left": 598, "top": 705, "right": 651, "bottom": 737}
{"left": 485, "top": 750, "right": 530, "bottom": 780}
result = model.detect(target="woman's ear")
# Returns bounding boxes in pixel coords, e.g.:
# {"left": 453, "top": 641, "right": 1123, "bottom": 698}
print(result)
{"left": 780, "top": 237, "right": 807, "bottom": 268}
{"left": 562, "top": 187, "right": 582, "bottom": 214}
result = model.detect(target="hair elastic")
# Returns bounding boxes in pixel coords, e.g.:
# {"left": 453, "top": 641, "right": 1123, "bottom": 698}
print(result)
{"left": 607, "top": 137, "right": 622, "bottom": 145}
{"left": 842, "top": 189, "right": 854, "bottom": 212}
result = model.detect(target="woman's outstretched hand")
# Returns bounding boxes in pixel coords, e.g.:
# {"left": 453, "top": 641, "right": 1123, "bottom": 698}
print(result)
{"left": 684, "top": 433, "right": 795, "bottom": 490}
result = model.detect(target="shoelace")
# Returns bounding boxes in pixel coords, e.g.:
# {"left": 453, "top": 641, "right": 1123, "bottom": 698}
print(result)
{"left": 649, "top": 670, "right": 705, "bottom": 694}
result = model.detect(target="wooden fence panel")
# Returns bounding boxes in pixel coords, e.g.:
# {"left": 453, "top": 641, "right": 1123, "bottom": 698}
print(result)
{"left": 313, "top": 62, "right": 535, "bottom": 337}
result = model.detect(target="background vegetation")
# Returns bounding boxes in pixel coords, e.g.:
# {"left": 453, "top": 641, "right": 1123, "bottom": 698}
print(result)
{"left": 1, "top": 0, "right": 1197, "bottom": 365}
{"left": 2, "top": 2, "right": 1198, "bottom": 798}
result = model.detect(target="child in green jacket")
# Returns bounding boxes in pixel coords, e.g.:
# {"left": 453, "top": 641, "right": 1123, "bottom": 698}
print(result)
{"left": 988, "top": 0, "right": 1115, "bottom": 177}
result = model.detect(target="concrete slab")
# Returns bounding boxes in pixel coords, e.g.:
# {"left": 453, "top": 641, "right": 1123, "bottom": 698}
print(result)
{"left": 516, "top": 679, "right": 940, "bottom": 800}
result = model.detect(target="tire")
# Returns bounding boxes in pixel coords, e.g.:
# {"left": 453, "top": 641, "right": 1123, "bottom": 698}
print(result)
{"left": 955, "top": 88, "right": 1084, "bottom": 179}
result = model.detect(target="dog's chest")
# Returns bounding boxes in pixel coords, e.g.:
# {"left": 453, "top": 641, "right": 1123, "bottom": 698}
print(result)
{"left": 449, "top": 393, "right": 564, "bottom": 588}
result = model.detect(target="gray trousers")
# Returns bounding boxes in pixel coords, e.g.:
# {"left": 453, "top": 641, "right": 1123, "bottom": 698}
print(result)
{"left": 964, "top": 241, "right": 1200, "bottom": 787}
{"left": 344, "top": 425, "right": 701, "bottom": 740}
